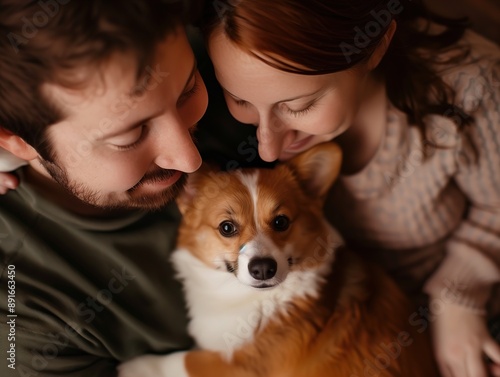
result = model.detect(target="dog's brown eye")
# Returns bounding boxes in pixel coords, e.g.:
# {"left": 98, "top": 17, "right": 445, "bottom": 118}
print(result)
{"left": 219, "top": 221, "right": 238, "bottom": 237}
{"left": 272, "top": 215, "right": 290, "bottom": 232}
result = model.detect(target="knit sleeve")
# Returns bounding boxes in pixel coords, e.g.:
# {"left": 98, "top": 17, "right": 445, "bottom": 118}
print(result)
{"left": 423, "top": 57, "right": 500, "bottom": 310}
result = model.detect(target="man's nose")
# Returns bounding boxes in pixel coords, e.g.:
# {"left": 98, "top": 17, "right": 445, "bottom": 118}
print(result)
{"left": 153, "top": 115, "right": 202, "bottom": 173}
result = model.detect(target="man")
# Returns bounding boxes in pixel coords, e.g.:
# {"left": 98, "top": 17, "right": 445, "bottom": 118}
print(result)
{"left": 0, "top": 1, "right": 261, "bottom": 376}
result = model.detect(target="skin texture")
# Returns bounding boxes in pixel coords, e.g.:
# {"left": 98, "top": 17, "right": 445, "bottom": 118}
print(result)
{"left": 0, "top": 27, "right": 208, "bottom": 212}
{"left": 431, "top": 303, "right": 500, "bottom": 377}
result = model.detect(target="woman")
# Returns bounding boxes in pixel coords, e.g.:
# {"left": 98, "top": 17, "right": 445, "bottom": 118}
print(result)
{"left": 200, "top": 1, "right": 500, "bottom": 376}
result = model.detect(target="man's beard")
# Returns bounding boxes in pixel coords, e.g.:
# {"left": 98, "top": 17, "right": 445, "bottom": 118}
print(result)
{"left": 39, "top": 158, "right": 187, "bottom": 211}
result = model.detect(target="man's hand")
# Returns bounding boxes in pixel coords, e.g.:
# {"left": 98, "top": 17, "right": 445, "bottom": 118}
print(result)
{"left": 117, "top": 352, "right": 188, "bottom": 377}
{"left": 431, "top": 301, "right": 500, "bottom": 377}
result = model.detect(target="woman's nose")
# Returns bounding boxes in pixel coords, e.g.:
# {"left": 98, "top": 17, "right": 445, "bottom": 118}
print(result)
{"left": 256, "top": 116, "right": 290, "bottom": 162}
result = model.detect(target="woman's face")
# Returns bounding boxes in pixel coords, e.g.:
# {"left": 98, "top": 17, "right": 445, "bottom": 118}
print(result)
{"left": 209, "top": 32, "right": 372, "bottom": 162}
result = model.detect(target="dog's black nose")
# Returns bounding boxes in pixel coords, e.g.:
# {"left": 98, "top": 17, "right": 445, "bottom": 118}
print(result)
{"left": 248, "top": 258, "right": 277, "bottom": 280}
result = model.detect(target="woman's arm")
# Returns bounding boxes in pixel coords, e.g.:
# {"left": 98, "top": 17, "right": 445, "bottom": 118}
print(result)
{"left": 424, "top": 55, "right": 500, "bottom": 377}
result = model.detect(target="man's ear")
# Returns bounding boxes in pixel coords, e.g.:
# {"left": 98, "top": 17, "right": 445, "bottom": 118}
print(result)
{"left": 366, "top": 20, "right": 397, "bottom": 71}
{"left": 0, "top": 128, "right": 38, "bottom": 160}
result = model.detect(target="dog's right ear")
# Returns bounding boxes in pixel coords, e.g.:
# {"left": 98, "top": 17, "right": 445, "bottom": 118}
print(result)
{"left": 286, "top": 142, "right": 342, "bottom": 203}
{"left": 176, "top": 163, "right": 212, "bottom": 215}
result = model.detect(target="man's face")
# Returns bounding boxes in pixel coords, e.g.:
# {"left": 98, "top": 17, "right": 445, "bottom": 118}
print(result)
{"left": 32, "top": 28, "right": 208, "bottom": 210}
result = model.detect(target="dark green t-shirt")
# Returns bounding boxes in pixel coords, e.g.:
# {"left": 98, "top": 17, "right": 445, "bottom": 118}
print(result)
{"left": 0, "top": 177, "right": 193, "bottom": 376}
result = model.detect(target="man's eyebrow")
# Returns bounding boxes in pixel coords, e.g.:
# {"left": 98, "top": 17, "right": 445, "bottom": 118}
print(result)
{"left": 129, "top": 60, "right": 198, "bottom": 98}
{"left": 224, "top": 87, "right": 321, "bottom": 104}
{"left": 99, "top": 61, "right": 198, "bottom": 141}
{"left": 96, "top": 116, "right": 156, "bottom": 141}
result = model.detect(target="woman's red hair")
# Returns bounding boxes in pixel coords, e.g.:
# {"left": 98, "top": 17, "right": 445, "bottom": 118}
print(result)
{"left": 202, "top": 0, "right": 472, "bottom": 131}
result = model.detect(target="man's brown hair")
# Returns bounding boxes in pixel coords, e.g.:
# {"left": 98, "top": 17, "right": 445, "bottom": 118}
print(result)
{"left": 0, "top": 0, "right": 191, "bottom": 160}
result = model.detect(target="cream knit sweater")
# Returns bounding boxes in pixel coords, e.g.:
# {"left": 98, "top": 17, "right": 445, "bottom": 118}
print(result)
{"left": 326, "top": 30, "right": 500, "bottom": 312}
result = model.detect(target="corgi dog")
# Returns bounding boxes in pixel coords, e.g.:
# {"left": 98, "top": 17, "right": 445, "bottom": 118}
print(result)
{"left": 119, "top": 143, "right": 439, "bottom": 377}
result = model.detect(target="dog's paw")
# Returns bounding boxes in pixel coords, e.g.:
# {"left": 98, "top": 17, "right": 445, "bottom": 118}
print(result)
{"left": 117, "top": 352, "right": 188, "bottom": 377}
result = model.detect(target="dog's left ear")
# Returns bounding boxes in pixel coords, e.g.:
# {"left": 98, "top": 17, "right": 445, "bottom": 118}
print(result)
{"left": 286, "top": 142, "right": 342, "bottom": 202}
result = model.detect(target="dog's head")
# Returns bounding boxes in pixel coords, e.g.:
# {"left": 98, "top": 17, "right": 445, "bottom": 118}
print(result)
{"left": 176, "top": 142, "right": 343, "bottom": 289}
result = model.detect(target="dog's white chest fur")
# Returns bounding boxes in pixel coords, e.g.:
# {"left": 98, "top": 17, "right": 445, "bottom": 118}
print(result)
{"left": 170, "top": 248, "right": 333, "bottom": 360}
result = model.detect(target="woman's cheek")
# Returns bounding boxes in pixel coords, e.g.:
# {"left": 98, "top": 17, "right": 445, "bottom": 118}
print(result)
{"left": 294, "top": 108, "right": 342, "bottom": 136}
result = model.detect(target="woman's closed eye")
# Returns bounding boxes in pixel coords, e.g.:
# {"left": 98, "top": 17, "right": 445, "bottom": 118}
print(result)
{"left": 285, "top": 102, "right": 316, "bottom": 117}
{"left": 231, "top": 94, "right": 317, "bottom": 117}
{"left": 232, "top": 97, "right": 250, "bottom": 107}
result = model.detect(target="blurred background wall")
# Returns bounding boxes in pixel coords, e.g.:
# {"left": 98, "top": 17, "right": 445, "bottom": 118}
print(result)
{"left": 425, "top": 0, "right": 500, "bottom": 42}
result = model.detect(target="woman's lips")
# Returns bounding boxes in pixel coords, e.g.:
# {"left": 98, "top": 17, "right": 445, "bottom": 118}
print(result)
{"left": 284, "top": 135, "right": 314, "bottom": 153}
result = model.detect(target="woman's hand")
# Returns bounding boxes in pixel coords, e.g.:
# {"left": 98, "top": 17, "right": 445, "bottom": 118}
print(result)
{"left": 0, "top": 172, "right": 18, "bottom": 194}
{"left": 430, "top": 301, "right": 500, "bottom": 377}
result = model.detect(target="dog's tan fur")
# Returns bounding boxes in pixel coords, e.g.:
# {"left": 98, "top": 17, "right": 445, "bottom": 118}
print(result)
{"left": 174, "top": 143, "right": 440, "bottom": 377}
{"left": 119, "top": 143, "right": 440, "bottom": 377}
